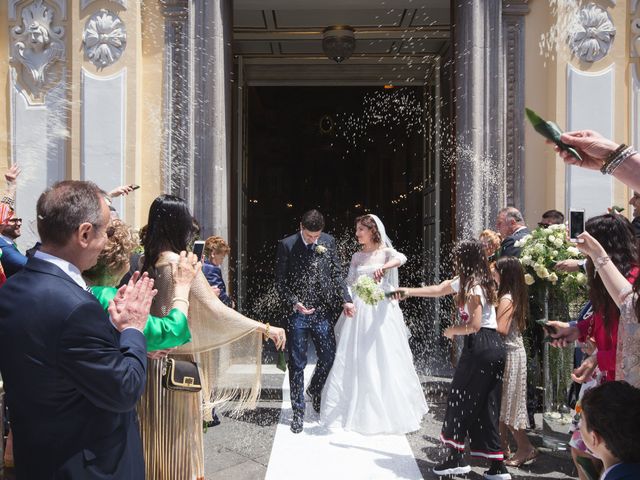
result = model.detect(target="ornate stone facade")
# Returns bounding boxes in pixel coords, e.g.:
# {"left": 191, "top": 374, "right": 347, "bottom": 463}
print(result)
{"left": 10, "top": 0, "right": 65, "bottom": 104}
{"left": 83, "top": 9, "right": 127, "bottom": 69}
{"left": 568, "top": 3, "right": 616, "bottom": 62}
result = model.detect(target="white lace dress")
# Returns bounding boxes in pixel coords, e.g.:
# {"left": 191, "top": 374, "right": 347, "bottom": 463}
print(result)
{"left": 320, "top": 248, "right": 428, "bottom": 434}
{"left": 498, "top": 293, "right": 529, "bottom": 430}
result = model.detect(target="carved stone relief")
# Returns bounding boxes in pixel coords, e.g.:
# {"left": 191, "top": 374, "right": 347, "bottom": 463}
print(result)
{"left": 10, "top": 0, "right": 65, "bottom": 104}
{"left": 568, "top": 3, "right": 615, "bottom": 62}
{"left": 9, "top": 0, "right": 66, "bottom": 21}
{"left": 83, "top": 10, "right": 127, "bottom": 69}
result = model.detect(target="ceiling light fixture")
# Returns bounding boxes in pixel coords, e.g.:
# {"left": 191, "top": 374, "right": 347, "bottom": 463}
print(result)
{"left": 322, "top": 25, "right": 356, "bottom": 63}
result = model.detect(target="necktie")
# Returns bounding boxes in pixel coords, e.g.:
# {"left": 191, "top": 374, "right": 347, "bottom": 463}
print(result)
{"left": 307, "top": 243, "right": 314, "bottom": 253}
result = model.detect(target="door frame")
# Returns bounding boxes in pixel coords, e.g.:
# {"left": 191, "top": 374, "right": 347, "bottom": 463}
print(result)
{"left": 232, "top": 55, "right": 443, "bottom": 307}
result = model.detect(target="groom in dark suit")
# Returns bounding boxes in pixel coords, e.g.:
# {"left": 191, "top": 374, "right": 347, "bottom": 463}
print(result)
{"left": 0, "top": 181, "right": 153, "bottom": 479}
{"left": 276, "top": 209, "right": 354, "bottom": 433}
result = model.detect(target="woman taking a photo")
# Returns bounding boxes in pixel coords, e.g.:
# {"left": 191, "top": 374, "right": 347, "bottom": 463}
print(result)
{"left": 139, "top": 194, "right": 286, "bottom": 480}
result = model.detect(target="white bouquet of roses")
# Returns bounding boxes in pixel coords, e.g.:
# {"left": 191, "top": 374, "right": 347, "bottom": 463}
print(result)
{"left": 515, "top": 224, "right": 587, "bottom": 298}
{"left": 353, "top": 274, "right": 385, "bottom": 306}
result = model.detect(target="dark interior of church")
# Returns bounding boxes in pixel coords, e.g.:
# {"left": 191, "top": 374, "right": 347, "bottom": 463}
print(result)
{"left": 236, "top": 86, "right": 454, "bottom": 360}
{"left": 244, "top": 86, "right": 424, "bottom": 293}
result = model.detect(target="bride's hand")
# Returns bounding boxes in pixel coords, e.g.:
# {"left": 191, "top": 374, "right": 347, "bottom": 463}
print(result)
{"left": 343, "top": 302, "right": 356, "bottom": 317}
{"left": 373, "top": 268, "right": 385, "bottom": 282}
{"left": 443, "top": 327, "right": 455, "bottom": 340}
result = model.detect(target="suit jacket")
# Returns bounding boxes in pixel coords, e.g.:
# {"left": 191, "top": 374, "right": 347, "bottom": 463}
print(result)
{"left": 500, "top": 226, "right": 531, "bottom": 258}
{"left": 0, "top": 257, "right": 147, "bottom": 479}
{"left": 0, "top": 236, "right": 27, "bottom": 277}
{"left": 275, "top": 232, "right": 351, "bottom": 315}
{"left": 603, "top": 463, "right": 640, "bottom": 480}
{"left": 202, "top": 261, "right": 233, "bottom": 307}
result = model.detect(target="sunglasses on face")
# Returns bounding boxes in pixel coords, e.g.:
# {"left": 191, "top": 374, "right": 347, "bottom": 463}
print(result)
{"left": 7, "top": 218, "right": 22, "bottom": 224}
{"left": 538, "top": 222, "right": 551, "bottom": 228}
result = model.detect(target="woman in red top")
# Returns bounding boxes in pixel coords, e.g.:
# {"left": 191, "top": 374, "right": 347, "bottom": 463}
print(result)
{"left": 551, "top": 214, "right": 638, "bottom": 381}
{"left": 550, "top": 214, "right": 638, "bottom": 480}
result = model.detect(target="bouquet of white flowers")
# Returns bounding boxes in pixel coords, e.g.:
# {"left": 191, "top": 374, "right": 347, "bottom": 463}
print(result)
{"left": 353, "top": 274, "right": 385, "bottom": 306}
{"left": 515, "top": 224, "right": 587, "bottom": 299}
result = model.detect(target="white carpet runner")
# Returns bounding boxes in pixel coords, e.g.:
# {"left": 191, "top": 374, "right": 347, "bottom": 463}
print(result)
{"left": 265, "top": 363, "right": 423, "bottom": 480}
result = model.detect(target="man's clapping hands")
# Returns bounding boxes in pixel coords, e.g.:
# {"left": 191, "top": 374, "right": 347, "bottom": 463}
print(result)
{"left": 108, "top": 271, "right": 157, "bottom": 332}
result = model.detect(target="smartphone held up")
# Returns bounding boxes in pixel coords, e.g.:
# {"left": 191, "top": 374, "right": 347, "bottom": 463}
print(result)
{"left": 569, "top": 209, "right": 585, "bottom": 242}
{"left": 192, "top": 240, "right": 205, "bottom": 261}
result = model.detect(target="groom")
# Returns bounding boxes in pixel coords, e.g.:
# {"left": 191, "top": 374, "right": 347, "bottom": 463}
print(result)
{"left": 276, "top": 209, "right": 355, "bottom": 433}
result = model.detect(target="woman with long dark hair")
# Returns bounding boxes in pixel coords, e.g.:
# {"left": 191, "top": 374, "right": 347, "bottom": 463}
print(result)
{"left": 550, "top": 214, "right": 638, "bottom": 381}
{"left": 571, "top": 228, "right": 640, "bottom": 388}
{"left": 494, "top": 257, "right": 537, "bottom": 467}
{"left": 397, "top": 239, "right": 509, "bottom": 479}
{"left": 138, "top": 194, "right": 286, "bottom": 480}
{"left": 550, "top": 213, "right": 639, "bottom": 480}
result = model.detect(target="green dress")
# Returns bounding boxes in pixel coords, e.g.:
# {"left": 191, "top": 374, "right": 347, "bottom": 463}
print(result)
{"left": 90, "top": 285, "right": 191, "bottom": 351}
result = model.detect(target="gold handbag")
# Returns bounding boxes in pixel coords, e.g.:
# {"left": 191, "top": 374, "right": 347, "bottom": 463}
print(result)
{"left": 161, "top": 358, "right": 202, "bottom": 393}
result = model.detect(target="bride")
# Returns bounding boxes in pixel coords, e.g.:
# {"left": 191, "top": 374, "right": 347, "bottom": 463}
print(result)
{"left": 320, "top": 214, "right": 428, "bottom": 434}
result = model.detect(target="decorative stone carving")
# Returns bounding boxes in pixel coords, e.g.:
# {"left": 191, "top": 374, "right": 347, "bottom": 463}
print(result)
{"left": 9, "top": 0, "right": 66, "bottom": 21}
{"left": 83, "top": 10, "right": 127, "bottom": 69}
{"left": 568, "top": 3, "right": 615, "bottom": 62}
{"left": 632, "top": 17, "right": 640, "bottom": 57}
{"left": 10, "top": 0, "right": 65, "bottom": 103}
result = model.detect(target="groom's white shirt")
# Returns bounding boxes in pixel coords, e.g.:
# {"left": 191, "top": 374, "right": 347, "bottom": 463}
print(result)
{"left": 299, "top": 231, "right": 317, "bottom": 246}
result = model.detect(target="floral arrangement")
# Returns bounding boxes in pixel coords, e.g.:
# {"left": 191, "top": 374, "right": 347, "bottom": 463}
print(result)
{"left": 315, "top": 245, "right": 327, "bottom": 254}
{"left": 353, "top": 275, "right": 385, "bottom": 305}
{"left": 514, "top": 224, "right": 588, "bottom": 298}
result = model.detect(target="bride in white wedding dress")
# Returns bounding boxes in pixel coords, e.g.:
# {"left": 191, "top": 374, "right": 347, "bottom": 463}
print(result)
{"left": 320, "top": 214, "right": 428, "bottom": 435}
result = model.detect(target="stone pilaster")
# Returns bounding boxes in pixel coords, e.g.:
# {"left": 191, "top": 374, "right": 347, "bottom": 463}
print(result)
{"left": 159, "top": 0, "right": 192, "bottom": 200}
{"left": 502, "top": 0, "right": 529, "bottom": 214}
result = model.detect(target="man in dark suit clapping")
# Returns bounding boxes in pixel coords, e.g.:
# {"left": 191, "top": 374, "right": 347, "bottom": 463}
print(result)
{"left": 275, "top": 209, "right": 355, "bottom": 433}
{"left": 0, "top": 181, "right": 154, "bottom": 479}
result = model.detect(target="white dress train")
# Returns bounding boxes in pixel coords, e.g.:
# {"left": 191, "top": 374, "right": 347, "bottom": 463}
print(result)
{"left": 320, "top": 247, "right": 428, "bottom": 435}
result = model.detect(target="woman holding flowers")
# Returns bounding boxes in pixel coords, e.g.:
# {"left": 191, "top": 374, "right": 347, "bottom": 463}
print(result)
{"left": 320, "top": 214, "right": 428, "bottom": 434}
{"left": 494, "top": 257, "right": 538, "bottom": 467}
{"left": 397, "top": 239, "right": 509, "bottom": 480}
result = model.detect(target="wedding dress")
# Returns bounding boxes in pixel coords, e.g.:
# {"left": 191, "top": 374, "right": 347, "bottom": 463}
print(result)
{"left": 320, "top": 221, "right": 428, "bottom": 434}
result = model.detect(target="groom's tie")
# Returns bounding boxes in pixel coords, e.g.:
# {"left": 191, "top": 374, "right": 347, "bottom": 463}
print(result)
{"left": 306, "top": 243, "right": 314, "bottom": 253}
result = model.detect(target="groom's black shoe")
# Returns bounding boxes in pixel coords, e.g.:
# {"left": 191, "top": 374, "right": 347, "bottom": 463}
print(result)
{"left": 290, "top": 411, "right": 304, "bottom": 434}
{"left": 306, "top": 388, "right": 321, "bottom": 413}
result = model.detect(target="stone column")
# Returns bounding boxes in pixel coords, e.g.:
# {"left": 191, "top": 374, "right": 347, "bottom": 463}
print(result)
{"left": 502, "top": 0, "right": 529, "bottom": 214}
{"left": 192, "top": 0, "right": 233, "bottom": 240}
{"left": 454, "top": 0, "right": 529, "bottom": 239}
{"left": 159, "top": 0, "right": 192, "bottom": 201}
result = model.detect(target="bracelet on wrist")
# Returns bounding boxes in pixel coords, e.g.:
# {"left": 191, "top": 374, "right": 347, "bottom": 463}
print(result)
{"left": 594, "top": 255, "right": 611, "bottom": 272}
{"left": 263, "top": 322, "right": 270, "bottom": 341}
{"left": 172, "top": 296, "right": 190, "bottom": 308}
{"left": 600, "top": 144, "right": 626, "bottom": 173}
{"left": 600, "top": 144, "right": 637, "bottom": 175}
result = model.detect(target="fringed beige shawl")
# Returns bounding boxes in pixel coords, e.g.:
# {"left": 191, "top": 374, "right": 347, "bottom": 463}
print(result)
{"left": 138, "top": 252, "right": 263, "bottom": 480}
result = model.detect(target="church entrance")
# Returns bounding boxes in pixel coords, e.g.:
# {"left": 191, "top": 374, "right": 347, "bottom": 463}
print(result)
{"left": 233, "top": 82, "right": 455, "bottom": 365}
